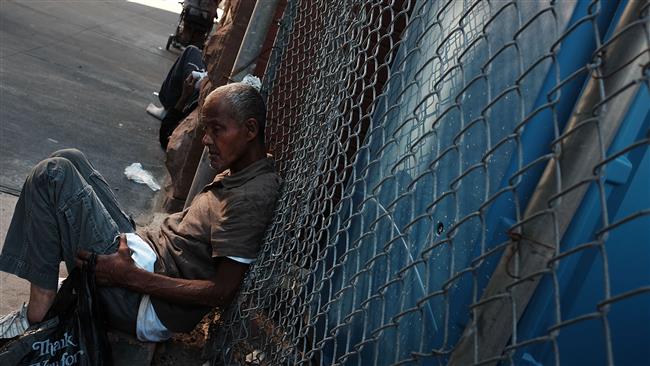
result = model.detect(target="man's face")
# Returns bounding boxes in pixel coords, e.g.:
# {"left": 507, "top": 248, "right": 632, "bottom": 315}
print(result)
{"left": 201, "top": 98, "right": 250, "bottom": 173}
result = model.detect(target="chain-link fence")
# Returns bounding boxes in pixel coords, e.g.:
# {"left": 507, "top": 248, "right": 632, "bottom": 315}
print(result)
{"left": 207, "top": 0, "right": 650, "bottom": 364}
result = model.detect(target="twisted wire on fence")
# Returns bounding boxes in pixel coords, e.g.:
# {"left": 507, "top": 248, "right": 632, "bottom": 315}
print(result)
{"left": 208, "top": 0, "right": 650, "bottom": 365}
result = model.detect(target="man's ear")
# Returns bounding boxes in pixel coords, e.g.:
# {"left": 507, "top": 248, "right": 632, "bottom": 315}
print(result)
{"left": 244, "top": 117, "right": 259, "bottom": 142}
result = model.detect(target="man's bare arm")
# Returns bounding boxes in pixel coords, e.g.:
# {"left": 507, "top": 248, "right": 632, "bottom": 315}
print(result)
{"left": 76, "top": 235, "right": 249, "bottom": 307}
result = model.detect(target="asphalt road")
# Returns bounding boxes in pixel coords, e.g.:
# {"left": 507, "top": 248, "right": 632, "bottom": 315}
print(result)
{"left": 0, "top": 0, "right": 183, "bottom": 222}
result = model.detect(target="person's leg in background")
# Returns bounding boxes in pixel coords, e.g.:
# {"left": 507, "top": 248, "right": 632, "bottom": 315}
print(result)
{"left": 150, "top": 45, "right": 206, "bottom": 149}
{"left": 151, "top": 45, "right": 205, "bottom": 114}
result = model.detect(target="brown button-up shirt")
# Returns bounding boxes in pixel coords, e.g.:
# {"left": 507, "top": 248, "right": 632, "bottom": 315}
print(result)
{"left": 138, "top": 157, "right": 282, "bottom": 332}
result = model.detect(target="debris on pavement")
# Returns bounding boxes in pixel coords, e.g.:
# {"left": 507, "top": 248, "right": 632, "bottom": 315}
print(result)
{"left": 124, "top": 163, "right": 161, "bottom": 191}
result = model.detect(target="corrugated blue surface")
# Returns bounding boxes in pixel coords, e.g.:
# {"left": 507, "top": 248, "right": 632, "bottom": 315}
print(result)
{"left": 311, "top": 0, "right": 626, "bottom": 364}
{"left": 514, "top": 82, "right": 650, "bottom": 366}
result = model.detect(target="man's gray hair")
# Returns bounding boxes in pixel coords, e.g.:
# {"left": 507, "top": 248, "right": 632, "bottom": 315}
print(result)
{"left": 211, "top": 82, "right": 267, "bottom": 143}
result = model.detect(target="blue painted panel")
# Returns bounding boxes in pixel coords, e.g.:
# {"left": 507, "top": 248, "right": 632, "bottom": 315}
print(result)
{"left": 310, "top": 1, "right": 623, "bottom": 364}
{"left": 514, "top": 82, "right": 650, "bottom": 365}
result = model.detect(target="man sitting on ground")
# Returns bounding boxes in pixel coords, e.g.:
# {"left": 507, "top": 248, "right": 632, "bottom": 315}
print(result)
{"left": 0, "top": 82, "right": 281, "bottom": 341}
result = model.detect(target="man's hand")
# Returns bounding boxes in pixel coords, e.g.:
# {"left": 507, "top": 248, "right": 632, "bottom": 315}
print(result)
{"left": 76, "top": 234, "right": 136, "bottom": 287}
{"left": 77, "top": 234, "right": 249, "bottom": 307}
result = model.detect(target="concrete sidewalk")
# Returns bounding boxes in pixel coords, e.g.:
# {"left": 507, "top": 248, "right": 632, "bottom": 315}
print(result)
{"left": 0, "top": 0, "right": 180, "bottom": 224}
{"left": 0, "top": 0, "right": 177, "bottom": 316}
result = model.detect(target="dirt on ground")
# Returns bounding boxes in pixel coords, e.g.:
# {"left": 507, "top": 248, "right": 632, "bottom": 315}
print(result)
{"left": 152, "top": 310, "right": 220, "bottom": 366}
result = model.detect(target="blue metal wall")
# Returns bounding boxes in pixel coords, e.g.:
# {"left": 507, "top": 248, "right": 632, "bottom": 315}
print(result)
{"left": 312, "top": 0, "right": 647, "bottom": 364}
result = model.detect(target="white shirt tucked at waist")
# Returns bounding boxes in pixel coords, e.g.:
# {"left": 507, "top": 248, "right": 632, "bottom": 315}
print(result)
{"left": 124, "top": 233, "right": 255, "bottom": 342}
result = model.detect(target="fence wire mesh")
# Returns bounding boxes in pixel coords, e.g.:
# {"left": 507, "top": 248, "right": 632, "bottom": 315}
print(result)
{"left": 208, "top": 0, "right": 650, "bottom": 365}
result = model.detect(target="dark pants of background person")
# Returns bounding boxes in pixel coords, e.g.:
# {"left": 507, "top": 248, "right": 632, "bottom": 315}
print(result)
{"left": 158, "top": 45, "right": 205, "bottom": 150}
{"left": 158, "top": 45, "right": 205, "bottom": 110}
{"left": 0, "top": 149, "right": 141, "bottom": 334}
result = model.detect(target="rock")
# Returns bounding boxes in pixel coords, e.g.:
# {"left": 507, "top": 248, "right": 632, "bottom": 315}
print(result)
{"left": 164, "top": 110, "right": 205, "bottom": 211}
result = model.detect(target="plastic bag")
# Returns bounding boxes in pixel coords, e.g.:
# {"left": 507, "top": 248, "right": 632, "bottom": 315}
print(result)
{"left": 242, "top": 74, "right": 261, "bottom": 91}
{"left": 124, "top": 163, "right": 160, "bottom": 191}
{"left": 0, "top": 254, "right": 113, "bottom": 366}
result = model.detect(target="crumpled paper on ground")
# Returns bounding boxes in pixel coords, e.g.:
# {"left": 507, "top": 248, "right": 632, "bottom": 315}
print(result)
{"left": 124, "top": 163, "right": 160, "bottom": 191}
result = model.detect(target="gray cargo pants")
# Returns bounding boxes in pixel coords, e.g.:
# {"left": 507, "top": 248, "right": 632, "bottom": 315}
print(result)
{"left": 0, "top": 149, "right": 141, "bottom": 333}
